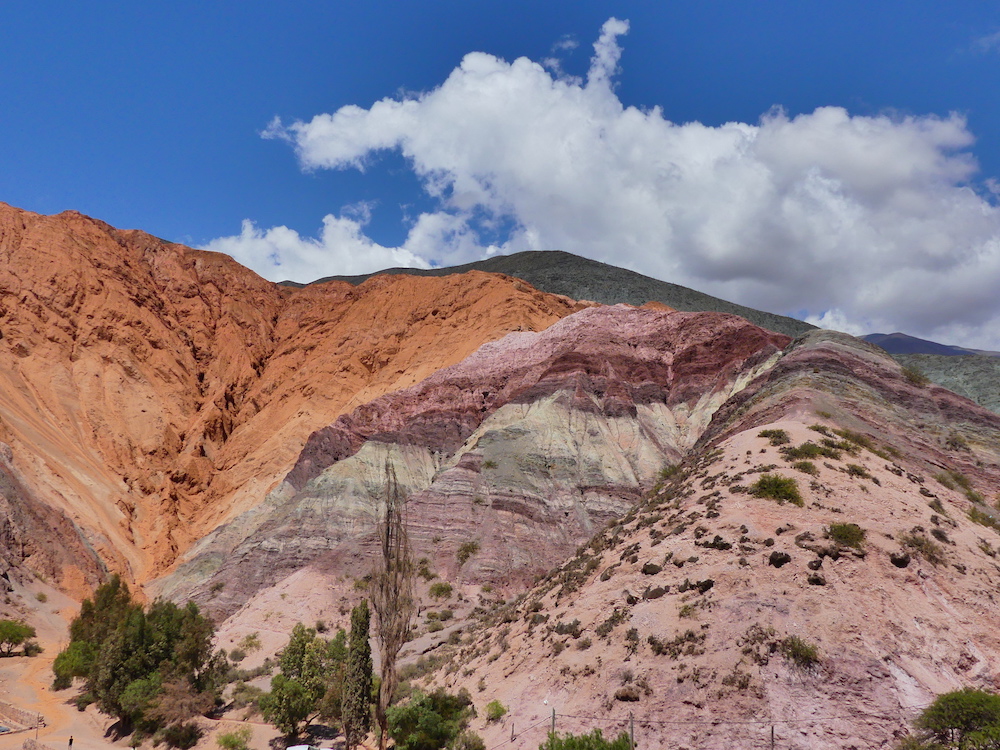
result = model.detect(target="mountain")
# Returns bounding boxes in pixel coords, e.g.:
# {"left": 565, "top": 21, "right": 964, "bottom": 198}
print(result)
{"left": 864, "top": 332, "right": 973, "bottom": 356}
{"left": 421, "top": 330, "right": 1000, "bottom": 750}
{"left": 0, "top": 202, "right": 587, "bottom": 597}
{"left": 4, "top": 203, "right": 1000, "bottom": 750}
{"left": 285, "top": 249, "right": 816, "bottom": 339}
{"left": 155, "top": 305, "right": 789, "bottom": 619}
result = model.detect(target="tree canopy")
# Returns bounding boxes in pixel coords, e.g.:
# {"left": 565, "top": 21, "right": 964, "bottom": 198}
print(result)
{"left": 0, "top": 619, "right": 37, "bottom": 656}
{"left": 52, "top": 575, "right": 222, "bottom": 745}
{"left": 260, "top": 620, "right": 352, "bottom": 739}
{"left": 903, "top": 688, "right": 1000, "bottom": 749}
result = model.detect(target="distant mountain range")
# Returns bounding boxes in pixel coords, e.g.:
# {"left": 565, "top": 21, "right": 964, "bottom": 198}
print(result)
{"left": 863, "top": 331, "right": 1000, "bottom": 358}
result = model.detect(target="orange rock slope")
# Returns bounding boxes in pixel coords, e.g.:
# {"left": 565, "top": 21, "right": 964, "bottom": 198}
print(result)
{"left": 0, "top": 202, "right": 588, "bottom": 590}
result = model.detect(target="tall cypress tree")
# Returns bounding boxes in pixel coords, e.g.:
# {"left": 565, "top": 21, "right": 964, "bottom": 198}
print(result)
{"left": 342, "top": 600, "right": 372, "bottom": 750}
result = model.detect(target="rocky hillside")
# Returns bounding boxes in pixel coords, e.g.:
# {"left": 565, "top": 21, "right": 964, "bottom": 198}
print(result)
{"left": 0, "top": 202, "right": 587, "bottom": 594}
{"left": 156, "top": 305, "right": 789, "bottom": 618}
{"left": 420, "top": 331, "right": 1000, "bottom": 749}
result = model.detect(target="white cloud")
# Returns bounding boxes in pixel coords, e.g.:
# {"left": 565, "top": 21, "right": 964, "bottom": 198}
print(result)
{"left": 201, "top": 211, "right": 429, "bottom": 282}
{"left": 209, "top": 18, "right": 1000, "bottom": 350}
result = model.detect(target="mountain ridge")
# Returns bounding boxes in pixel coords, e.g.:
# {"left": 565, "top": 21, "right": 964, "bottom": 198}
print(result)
{"left": 282, "top": 249, "right": 815, "bottom": 339}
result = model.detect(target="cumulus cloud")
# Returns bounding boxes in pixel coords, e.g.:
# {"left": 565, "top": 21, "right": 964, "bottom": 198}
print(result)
{"left": 201, "top": 208, "right": 429, "bottom": 282}
{"left": 210, "top": 18, "right": 1000, "bottom": 349}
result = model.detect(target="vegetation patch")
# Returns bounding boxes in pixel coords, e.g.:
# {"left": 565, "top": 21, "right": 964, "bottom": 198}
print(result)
{"left": 749, "top": 474, "right": 803, "bottom": 506}
{"left": 793, "top": 461, "right": 819, "bottom": 476}
{"left": 900, "top": 530, "right": 945, "bottom": 566}
{"left": 781, "top": 442, "right": 842, "bottom": 461}
{"left": 780, "top": 635, "right": 820, "bottom": 669}
{"left": 456, "top": 541, "right": 481, "bottom": 565}
{"left": 758, "top": 429, "right": 790, "bottom": 446}
{"left": 828, "top": 522, "right": 866, "bottom": 549}
{"left": 647, "top": 629, "right": 706, "bottom": 659}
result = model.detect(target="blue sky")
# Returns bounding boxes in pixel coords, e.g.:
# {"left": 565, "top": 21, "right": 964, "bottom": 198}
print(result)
{"left": 4, "top": 2, "right": 1000, "bottom": 347}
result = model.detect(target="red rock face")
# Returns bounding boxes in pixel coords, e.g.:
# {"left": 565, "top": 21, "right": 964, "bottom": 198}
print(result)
{"left": 0, "top": 202, "right": 588, "bottom": 588}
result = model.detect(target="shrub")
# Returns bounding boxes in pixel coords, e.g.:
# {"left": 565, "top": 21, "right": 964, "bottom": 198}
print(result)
{"left": 553, "top": 619, "right": 582, "bottom": 638}
{"left": 452, "top": 730, "right": 486, "bottom": 750}
{"left": 540, "top": 729, "right": 632, "bottom": 750}
{"left": 456, "top": 541, "right": 480, "bottom": 565}
{"left": 780, "top": 636, "right": 820, "bottom": 669}
{"left": 485, "top": 699, "right": 507, "bottom": 722}
{"left": 160, "top": 721, "right": 202, "bottom": 749}
{"left": 902, "top": 364, "right": 930, "bottom": 387}
{"left": 429, "top": 581, "right": 453, "bottom": 600}
{"left": 793, "top": 461, "right": 818, "bottom": 476}
{"left": 750, "top": 475, "right": 803, "bottom": 506}
{"left": 758, "top": 429, "right": 790, "bottom": 446}
{"left": 844, "top": 464, "right": 870, "bottom": 479}
{"left": 900, "top": 532, "right": 945, "bottom": 565}
{"left": 768, "top": 551, "right": 792, "bottom": 568}
{"left": 388, "top": 688, "right": 475, "bottom": 750}
{"left": 781, "top": 442, "right": 841, "bottom": 461}
{"left": 216, "top": 726, "right": 251, "bottom": 750}
{"left": 828, "top": 523, "right": 866, "bottom": 549}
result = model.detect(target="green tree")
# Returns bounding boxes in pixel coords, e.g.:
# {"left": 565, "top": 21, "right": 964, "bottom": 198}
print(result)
{"left": 260, "top": 621, "right": 349, "bottom": 738}
{"left": 539, "top": 729, "right": 633, "bottom": 750}
{"left": 912, "top": 688, "right": 1000, "bottom": 749}
{"left": 69, "top": 574, "right": 135, "bottom": 646}
{"left": 387, "top": 688, "right": 475, "bottom": 750}
{"left": 260, "top": 675, "right": 315, "bottom": 738}
{"left": 343, "top": 601, "right": 373, "bottom": 750}
{"left": 53, "top": 640, "right": 98, "bottom": 688}
{"left": 54, "top": 578, "right": 219, "bottom": 738}
{"left": 0, "top": 619, "right": 37, "bottom": 656}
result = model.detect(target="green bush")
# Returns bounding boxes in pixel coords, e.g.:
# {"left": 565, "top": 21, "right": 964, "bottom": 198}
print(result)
{"left": 216, "top": 726, "right": 251, "bottom": 750}
{"left": 902, "top": 364, "right": 930, "bottom": 387}
{"left": 780, "top": 636, "right": 820, "bottom": 669}
{"left": 457, "top": 541, "right": 480, "bottom": 565}
{"left": 793, "top": 461, "right": 818, "bottom": 476}
{"left": 428, "top": 581, "right": 453, "bottom": 600}
{"left": 758, "top": 429, "right": 790, "bottom": 446}
{"left": 485, "top": 699, "right": 507, "bottom": 722}
{"left": 388, "top": 688, "right": 475, "bottom": 750}
{"left": 781, "top": 442, "right": 841, "bottom": 461}
{"left": 749, "top": 474, "right": 803, "bottom": 506}
{"left": 540, "top": 729, "right": 632, "bottom": 750}
{"left": 900, "top": 532, "right": 946, "bottom": 566}
{"left": 828, "top": 523, "right": 866, "bottom": 549}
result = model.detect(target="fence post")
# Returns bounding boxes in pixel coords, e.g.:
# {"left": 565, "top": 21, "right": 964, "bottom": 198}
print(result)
{"left": 630, "top": 712, "right": 635, "bottom": 750}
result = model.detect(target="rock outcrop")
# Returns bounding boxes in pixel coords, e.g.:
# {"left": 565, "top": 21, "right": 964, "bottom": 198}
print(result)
{"left": 0, "top": 202, "right": 586, "bottom": 587}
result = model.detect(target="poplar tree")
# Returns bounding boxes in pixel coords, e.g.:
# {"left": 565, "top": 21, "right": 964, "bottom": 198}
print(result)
{"left": 342, "top": 600, "right": 372, "bottom": 750}
{"left": 371, "top": 461, "right": 416, "bottom": 750}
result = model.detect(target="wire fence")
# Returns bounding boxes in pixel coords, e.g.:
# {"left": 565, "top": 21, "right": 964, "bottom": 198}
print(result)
{"left": 487, "top": 702, "right": 934, "bottom": 750}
